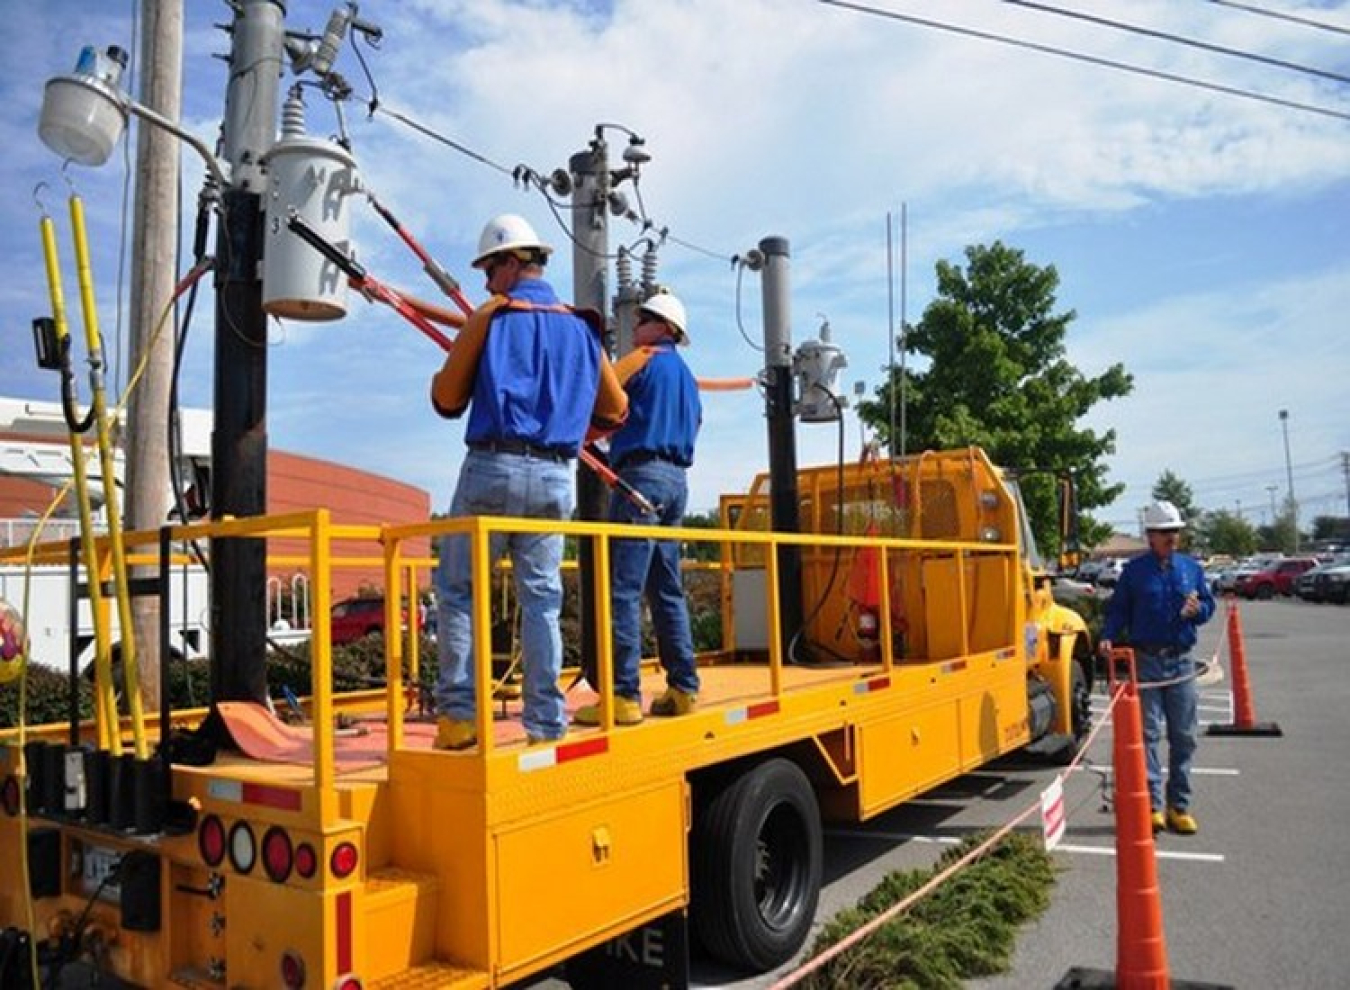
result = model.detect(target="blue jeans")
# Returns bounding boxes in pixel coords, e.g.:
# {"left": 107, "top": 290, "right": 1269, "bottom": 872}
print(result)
{"left": 434, "top": 451, "right": 573, "bottom": 741}
{"left": 608, "top": 459, "right": 700, "bottom": 702}
{"left": 1137, "top": 651, "right": 1198, "bottom": 812}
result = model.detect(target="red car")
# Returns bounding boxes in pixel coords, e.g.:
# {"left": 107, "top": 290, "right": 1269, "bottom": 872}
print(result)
{"left": 1235, "top": 558, "right": 1318, "bottom": 600}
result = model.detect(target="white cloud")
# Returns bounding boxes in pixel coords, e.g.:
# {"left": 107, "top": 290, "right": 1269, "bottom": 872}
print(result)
{"left": 4, "top": 0, "right": 1349, "bottom": 531}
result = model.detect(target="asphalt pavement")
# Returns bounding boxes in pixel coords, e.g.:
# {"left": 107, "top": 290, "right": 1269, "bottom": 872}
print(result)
{"left": 710, "top": 597, "right": 1350, "bottom": 990}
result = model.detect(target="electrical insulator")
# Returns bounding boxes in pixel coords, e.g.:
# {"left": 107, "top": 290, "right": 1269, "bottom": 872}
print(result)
{"left": 616, "top": 246, "right": 633, "bottom": 293}
{"left": 641, "top": 245, "right": 659, "bottom": 296}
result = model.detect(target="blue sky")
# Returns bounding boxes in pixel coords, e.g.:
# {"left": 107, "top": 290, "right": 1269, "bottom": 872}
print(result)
{"left": 3, "top": 0, "right": 1348, "bottom": 534}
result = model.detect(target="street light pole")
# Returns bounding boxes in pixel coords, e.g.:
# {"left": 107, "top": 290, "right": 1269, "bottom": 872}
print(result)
{"left": 1279, "top": 409, "right": 1299, "bottom": 551}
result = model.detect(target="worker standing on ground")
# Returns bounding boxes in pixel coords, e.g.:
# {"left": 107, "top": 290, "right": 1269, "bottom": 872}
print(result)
{"left": 1099, "top": 499, "right": 1216, "bottom": 834}
{"left": 576, "top": 291, "right": 702, "bottom": 726}
{"left": 429, "top": 213, "right": 627, "bottom": 749}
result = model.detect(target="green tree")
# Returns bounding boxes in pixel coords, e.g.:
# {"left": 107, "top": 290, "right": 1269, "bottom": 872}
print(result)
{"left": 1152, "top": 471, "right": 1197, "bottom": 522}
{"left": 1196, "top": 509, "right": 1258, "bottom": 557}
{"left": 859, "top": 242, "right": 1133, "bottom": 555}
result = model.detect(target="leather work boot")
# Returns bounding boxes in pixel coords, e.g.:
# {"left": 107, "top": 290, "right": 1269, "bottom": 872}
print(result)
{"left": 1166, "top": 807, "right": 1199, "bottom": 835}
{"left": 572, "top": 697, "right": 644, "bottom": 726}
{"left": 526, "top": 733, "right": 567, "bottom": 746}
{"left": 650, "top": 687, "right": 697, "bottom": 717}
{"left": 434, "top": 718, "right": 477, "bottom": 751}
{"left": 1150, "top": 810, "right": 1167, "bottom": 833}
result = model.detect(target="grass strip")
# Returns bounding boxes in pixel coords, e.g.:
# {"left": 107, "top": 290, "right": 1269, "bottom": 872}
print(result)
{"left": 801, "top": 830, "right": 1058, "bottom": 989}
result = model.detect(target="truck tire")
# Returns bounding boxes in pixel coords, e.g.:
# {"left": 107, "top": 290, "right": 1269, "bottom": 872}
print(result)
{"left": 1047, "top": 658, "right": 1092, "bottom": 766}
{"left": 691, "top": 758, "right": 822, "bottom": 972}
{"left": 1255, "top": 584, "right": 1274, "bottom": 600}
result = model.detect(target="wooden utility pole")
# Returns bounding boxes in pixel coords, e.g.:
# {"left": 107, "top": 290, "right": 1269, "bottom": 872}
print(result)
{"left": 125, "top": 0, "right": 184, "bottom": 704}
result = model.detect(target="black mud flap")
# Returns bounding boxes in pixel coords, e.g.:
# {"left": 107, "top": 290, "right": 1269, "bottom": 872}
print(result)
{"left": 564, "top": 910, "right": 689, "bottom": 990}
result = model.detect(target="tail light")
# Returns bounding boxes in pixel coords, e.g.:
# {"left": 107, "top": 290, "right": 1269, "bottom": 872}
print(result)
{"left": 330, "top": 841, "right": 359, "bottom": 879}
{"left": 198, "top": 814, "right": 226, "bottom": 867}
{"left": 262, "top": 826, "right": 294, "bottom": 882}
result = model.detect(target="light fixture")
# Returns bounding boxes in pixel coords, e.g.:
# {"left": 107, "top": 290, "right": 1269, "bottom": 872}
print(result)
{"left": 39, "top": 45, "right": 228, "bottom": 188}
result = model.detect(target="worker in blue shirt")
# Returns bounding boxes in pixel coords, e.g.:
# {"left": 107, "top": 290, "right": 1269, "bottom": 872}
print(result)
{"left": 576, "top": 291, "right": 702, "bottom": 726}
{"left": 430, "top": 214, "right": 627, "bottom": 749}
{"left": 1099, "top": 500, "right": 1216, "bottom": 834}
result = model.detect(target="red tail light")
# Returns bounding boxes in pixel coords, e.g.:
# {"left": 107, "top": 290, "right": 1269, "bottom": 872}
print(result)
{"left": 198, "top": 814, "right": 226, "bottom": 867}
{"left": 294, "top": 842, "right": 318, "bottom": 879}
{"left": 262, "top": 826, "right": 294, "bottom": 883}
{"left": 280, "top": 949, "right": 306, "bottom": 988}
{"left": 330, "top": 841, "right": 359, "bottom": 879}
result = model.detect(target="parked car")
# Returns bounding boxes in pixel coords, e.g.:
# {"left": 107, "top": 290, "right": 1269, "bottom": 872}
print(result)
{"left": 1235, "top": 557, "right": 1318, "bottom": 600}
{"left": 1216, "top": 554, "right": 1283, "bottom": 596}
{"left": 329, "top": 595, "right": 428, "bottom": 646}
{"left": 330, "top": 596, "right": 388, "bottom": 646}
{"left": 1295, "top": 554, "right": 1350, "bottom": 602}
{"left": 1094, "top": 558, "right": 1127, "bottom": 588}
{"left": 1316, "top": 560, "right": 1350, "bottom": 605}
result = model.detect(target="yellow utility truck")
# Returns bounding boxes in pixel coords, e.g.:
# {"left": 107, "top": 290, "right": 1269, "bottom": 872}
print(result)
{"left": 0, "top": 445, "right": 1091, "bottom": 989}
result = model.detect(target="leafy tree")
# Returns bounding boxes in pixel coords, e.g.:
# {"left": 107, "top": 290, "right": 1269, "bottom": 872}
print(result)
{"left": 1268, "top": 505, "right": 1301, "bottom": 554}
{"left": 1152, "top": 471, "right": 1197, "bottom": 522}
{"left": 859, "top": 242, "right": 1133, "bottom": 555}
{"left": 1311, "top": 515, "right": 1350, "bottom": 543}
{"left": 1196, "top": 509, "right": 1258, "bottom": 557}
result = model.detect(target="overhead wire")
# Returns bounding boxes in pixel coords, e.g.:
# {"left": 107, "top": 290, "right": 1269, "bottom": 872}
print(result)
{"left": 1002, "top": 0, "right": 1350, "bottom": 86}
{"left": 817, "top": 0, "right": 1350, "bottom": 122}
{"left": 1203, "top": 0, "right": 1350, "bottom": 37}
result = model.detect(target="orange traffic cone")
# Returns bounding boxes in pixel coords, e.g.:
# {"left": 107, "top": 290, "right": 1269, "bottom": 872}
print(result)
{"left": 1055, "top": 653, "right": 1231, "bottom": 990}
{"left": 1207, "top": 599, "right": 1283, "bottom": 737}
{"left": 1112, "top": 679, "right": 1169, "bottom": 989}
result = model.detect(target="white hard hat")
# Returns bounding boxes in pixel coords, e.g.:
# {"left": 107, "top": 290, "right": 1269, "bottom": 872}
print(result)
{"left": 638, "top": 290, "right": 689, "bottom": 342}
{"left": 1142, "top": 500, "right": 1185, "bottom": 531}
{"left": 472, "top": 214, "right": 552, "bottom": 269}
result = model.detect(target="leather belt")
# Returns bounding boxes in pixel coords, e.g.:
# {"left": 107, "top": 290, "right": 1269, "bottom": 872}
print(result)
{"left": 467, "top": 439, "right": 570, "bottom": 463}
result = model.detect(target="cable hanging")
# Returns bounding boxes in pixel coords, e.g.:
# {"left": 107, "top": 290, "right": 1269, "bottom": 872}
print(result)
{"left": 1004, "top": 0, "right": 1350, "bottom": 86}
{"left": 817, "top": 0, "right": 1350, "bottom": 123}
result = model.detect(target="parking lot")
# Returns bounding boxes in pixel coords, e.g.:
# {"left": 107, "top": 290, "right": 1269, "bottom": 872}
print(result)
{"left": 713, "top": 597, "right": 1350, "bottom": 989}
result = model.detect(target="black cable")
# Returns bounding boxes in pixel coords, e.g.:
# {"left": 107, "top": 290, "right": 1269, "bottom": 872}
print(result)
{"left": 818, "top": 0, "right": 1350, "bottom": 122}
{"left": 733, "top": 261, "right": 766, "bottom": 353}
{"left": 1003, "top": 0, "right": 1350, "bottom": 86}
{"left": 788, "top": 385, "right": 854, "bottom": 665}
{"left": 1204, "top": 0, "right": 1350, "bottom": 37}
{"left": 42, "top": 855, "right": 123, "bottom": 989}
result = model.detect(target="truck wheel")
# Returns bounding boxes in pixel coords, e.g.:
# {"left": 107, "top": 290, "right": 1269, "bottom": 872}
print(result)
{"left": 1049, "top": 658, "right": 1092, "bottom": 766}
{"left": 1256, "top": 584, "right": 1274, "bottom": 600}
{"left": 691, "top": 758, "right": 822, "bottom": 972}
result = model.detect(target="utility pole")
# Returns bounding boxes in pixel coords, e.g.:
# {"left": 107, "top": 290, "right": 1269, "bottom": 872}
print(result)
{"left": 1279, "top": 409, "right": 1298, "bottom": 551}
{"left": 209, "top": 0, "right": 285, "bottom": 711}
{"left": 569, "top": 133, "right": 611, "bottom": 684}
{"left": 1342, "top": 451, "right": 1350, "bottom": 519}
{"left": 125, "top": 0, "right": 184, "bottom": 706}
{"left": 760, "top": 236, "right": 806, "bottom": 663}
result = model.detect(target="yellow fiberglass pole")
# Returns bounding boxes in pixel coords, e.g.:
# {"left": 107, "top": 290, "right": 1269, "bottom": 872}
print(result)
{"left": 68, "top": 192, "right": 148, "bottom": 759}
{"left": 38, "top": 211, "right": 120, "bottom": 754}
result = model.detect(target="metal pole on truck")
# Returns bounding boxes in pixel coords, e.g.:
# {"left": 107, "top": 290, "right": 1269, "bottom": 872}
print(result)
{"left": 209, "top": 0, "right": 285, "bottom": 712}
{"left": 760, "top": 236, "right": 807, "bottom": 663}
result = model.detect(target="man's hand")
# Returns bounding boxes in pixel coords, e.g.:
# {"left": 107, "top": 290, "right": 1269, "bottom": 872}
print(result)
{"left": 1098, "top": 638, "right": 1113, "bottom": 660}
{"left": 1180, "top": 591, "right": 1201, "bottom": 619}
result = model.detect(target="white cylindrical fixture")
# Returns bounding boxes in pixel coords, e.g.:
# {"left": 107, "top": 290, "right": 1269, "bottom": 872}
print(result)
{"left": 261, "top": 136, "right": 359, "bottom": 321}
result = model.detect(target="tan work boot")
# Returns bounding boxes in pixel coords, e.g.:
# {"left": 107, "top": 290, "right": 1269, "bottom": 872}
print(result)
{"left": 1166, "top": 807, "right": 1198, "bottom": 835}
{"left": 573, "top": 697, "right": 644, "bottom": 726}
{"left": 1150, "top": 810, "right": 1166, "bottom": 833}
{"left": 434, "top": 717, "right": 477, "bottom": 751}
{"left": 650, "top": 687, "right": 697, "bottom": 717}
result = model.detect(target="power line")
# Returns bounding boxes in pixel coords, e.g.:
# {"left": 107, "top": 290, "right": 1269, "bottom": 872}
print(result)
{"left": 1002, "top": 0, "right": 1350, "bottom": 86}
{"left": 1203, "top": 0, "right": 1350, "bottom": 38}
{"left": 817, "top": 0, "right": 1350, "bottom": 122}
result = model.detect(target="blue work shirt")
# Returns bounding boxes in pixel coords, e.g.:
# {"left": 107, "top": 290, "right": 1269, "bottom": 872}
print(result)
{"left": 464, "top": 278, "right": 605, "bottom": 455}
{"left": 1101, "top": 551, "right": 1216, "bottom": 650}
{"left": 609, "top": 342, "right": 702, "bottom": 468}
